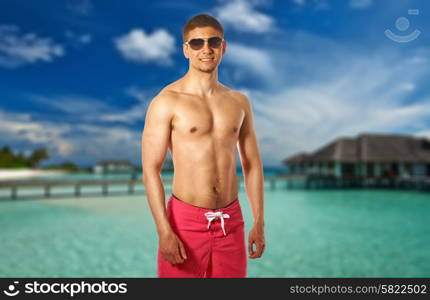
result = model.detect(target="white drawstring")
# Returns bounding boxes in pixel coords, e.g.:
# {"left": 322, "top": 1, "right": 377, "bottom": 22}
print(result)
{"left": 204, "top": 211, "right": 230, "bottom": 236}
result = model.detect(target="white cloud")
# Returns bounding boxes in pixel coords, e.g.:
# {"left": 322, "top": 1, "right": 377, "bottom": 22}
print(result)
{"left": 114, "top": 28, "right": 176, "bottom": 65}
{"left": 0, "top": 110, "right": 74, "bottom": 156}
{"left": 350, "top": 0, "right": 373, "bottom": 9}
{"left": 7, "top": 88, "right": 154, "bottom": 164}
{"left": 69, "top": 124, "right": 139, "bottom": 161}
{"left": 29, "top": 90, "right": 150, "bottom": 125}
{"left": 0, "top": 25, "right": 64, "bottom": 69}
{"left": 214, "top": 0, "right": 275, "bottom": 33}
{"left": 98, "top": 87, "right": 151, "bottom": 124}
{"left": 223, "top": 42, "right": 274, "bottom": 78}
{"left": 0, "top": 108, "right": 141, "bottom": 165}
{"left": 31, "top": 95, "right": 112, "bottom": 116}
{"left": 227, "top": 35, "right": 430, "bottom": 166}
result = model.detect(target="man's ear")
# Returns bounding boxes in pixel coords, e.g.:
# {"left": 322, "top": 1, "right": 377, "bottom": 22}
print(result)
{"left": 183, "top": 43, "right": 189, "bottom": 59}
{"left": 222, "top": 40, "right": 227, "bottom": 56}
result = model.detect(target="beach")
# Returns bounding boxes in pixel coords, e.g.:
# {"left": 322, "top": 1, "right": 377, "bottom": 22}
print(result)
{"left": 0, "top": 169, "right": 67, "bottom": 181}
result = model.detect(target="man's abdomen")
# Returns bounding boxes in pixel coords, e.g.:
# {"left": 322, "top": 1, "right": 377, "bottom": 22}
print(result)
{"left": 171, "top": 145, "right": 239, "bottom": 209}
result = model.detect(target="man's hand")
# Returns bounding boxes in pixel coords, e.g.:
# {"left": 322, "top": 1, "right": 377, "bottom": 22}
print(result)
{"left": 248, "top": 223, "right": 265, "bottom": 259}
{"left": 159, "top": 231, "right": 187, "bottom": 264}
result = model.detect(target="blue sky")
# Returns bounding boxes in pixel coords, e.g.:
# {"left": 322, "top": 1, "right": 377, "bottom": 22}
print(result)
{"left": 1, "top": 0, "right": 429, "bottom": 167}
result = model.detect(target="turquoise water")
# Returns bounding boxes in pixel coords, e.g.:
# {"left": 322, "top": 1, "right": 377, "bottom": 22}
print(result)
{"left": 0, "top": 187, "right": 429, "bottom": 277}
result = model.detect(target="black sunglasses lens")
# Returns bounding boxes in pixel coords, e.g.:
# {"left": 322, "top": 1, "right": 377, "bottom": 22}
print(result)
{"left": 189, "top": 39, "right": 204, "bottom": 49}
{"left": 188, "top": 37, "right": 223, "bottom": 49}
{"left": 208, "top": 37, "right": 222, "bottom": 48}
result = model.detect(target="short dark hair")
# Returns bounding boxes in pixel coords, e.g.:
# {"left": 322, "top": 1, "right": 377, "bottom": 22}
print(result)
{"left": 182, "top": 14, "right": 224, "bottom": 42}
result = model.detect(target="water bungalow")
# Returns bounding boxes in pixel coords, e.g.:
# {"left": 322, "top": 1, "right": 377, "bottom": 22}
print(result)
{"left": 283, "top": 133, "right": 430, "bottom": 189}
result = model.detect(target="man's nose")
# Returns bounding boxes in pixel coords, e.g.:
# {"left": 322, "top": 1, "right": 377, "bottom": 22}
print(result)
{"left": 202, "top": 41, "right": 214, "bottom": 53}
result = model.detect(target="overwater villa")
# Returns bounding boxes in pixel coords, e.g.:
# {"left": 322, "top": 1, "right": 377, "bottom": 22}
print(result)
{"left": 283, "top": 133, "right": 430, "bottom": 189}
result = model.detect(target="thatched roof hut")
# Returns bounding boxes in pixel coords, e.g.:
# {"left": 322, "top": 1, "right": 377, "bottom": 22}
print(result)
{"left": 284, "top": 133, "right": 430, "bottom": 165}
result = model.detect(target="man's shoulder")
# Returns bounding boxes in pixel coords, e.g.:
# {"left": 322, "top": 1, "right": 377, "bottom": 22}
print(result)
{"left": 216, "top": 82, "right": 245, "bottom": 98}
{"left": 146, "top": 88, "right": 179, "bottom": 118}
{"left": 221, "top": 86, "right": 250, "bottom": 106}
{"left": 151, "top": 86, "right": 180, "bottom": 105}
{"left": 154, "top": 80, "right": 188, "bottom": 101}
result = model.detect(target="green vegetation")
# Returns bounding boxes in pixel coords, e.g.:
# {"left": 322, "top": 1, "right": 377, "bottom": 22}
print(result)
{"left": 45, "top": 164, "right": 93, "bottom": 173}
{"left": 43, "top": 161, "right": 80, "bottom": 172}
{"left": 0, "top": 146, "right": 49, "bottom": 168}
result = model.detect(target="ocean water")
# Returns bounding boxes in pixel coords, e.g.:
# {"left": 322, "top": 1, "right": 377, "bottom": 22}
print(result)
{"left": 0, "top": 185, "right": 429, "bottom": 277}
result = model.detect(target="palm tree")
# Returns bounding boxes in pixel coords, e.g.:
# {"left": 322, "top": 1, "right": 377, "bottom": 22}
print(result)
{"left": 28, "top": 147, "right": 49, "bottom": 168}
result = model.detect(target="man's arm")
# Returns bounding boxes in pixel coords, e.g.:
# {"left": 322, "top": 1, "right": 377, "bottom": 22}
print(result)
{"left": 141, "top": 93, "right": 187, "bottom": 264}
{"left": 236, "top": 93, "right": 266, "bottom": 259}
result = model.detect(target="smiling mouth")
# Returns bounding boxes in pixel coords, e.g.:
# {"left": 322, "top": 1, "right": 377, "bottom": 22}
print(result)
{"left": 200, "top": 58, "right": 214, "bottom": 62}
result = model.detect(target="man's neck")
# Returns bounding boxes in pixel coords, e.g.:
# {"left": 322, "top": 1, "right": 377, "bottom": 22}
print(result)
{"left": 182, "top": 67, "right": 219, "bottom": 98}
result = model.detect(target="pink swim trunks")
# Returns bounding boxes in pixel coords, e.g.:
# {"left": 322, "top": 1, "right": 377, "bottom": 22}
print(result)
{"left": 157, "top": 194, "right": 247, "bottom": 278}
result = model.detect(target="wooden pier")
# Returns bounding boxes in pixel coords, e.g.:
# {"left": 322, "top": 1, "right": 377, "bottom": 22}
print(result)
{"left": 0, "top": 178, "right": 144, "bottom": 200}
{"left": 0, "top": 176, "right": 289, "bottom": 200}
{"left": 1, "top": 174, "right": 429, "bottom": 200}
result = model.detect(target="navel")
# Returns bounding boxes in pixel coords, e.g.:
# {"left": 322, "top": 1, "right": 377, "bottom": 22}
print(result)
{"left": 233, "top": 127, "right": 238, "bottom": 133}
{"left": 190, "top": 126, "right": 197, "bottom": 133}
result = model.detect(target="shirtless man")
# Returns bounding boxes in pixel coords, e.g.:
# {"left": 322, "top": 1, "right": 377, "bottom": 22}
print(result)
{"left": 141, "top": 14, "right": 265, "bottom": 278}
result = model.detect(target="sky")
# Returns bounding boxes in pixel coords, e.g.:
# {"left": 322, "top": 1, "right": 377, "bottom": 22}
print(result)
{"left": 0, "top": 0, "right": 429, "bottom": 167}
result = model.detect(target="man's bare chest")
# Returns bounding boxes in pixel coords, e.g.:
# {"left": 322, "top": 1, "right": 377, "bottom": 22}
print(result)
{"left": 171, "top": 98, "right": 245, "bottom": 138}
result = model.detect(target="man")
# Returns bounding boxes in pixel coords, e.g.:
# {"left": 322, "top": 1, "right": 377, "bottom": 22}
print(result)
{"left": 141, "top": 14, "right": 265, "bottom": 278}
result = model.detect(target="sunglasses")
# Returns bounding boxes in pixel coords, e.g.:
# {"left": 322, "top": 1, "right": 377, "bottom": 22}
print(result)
{"left": 184, "top": 37, "right": 224, "bottom": 50}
